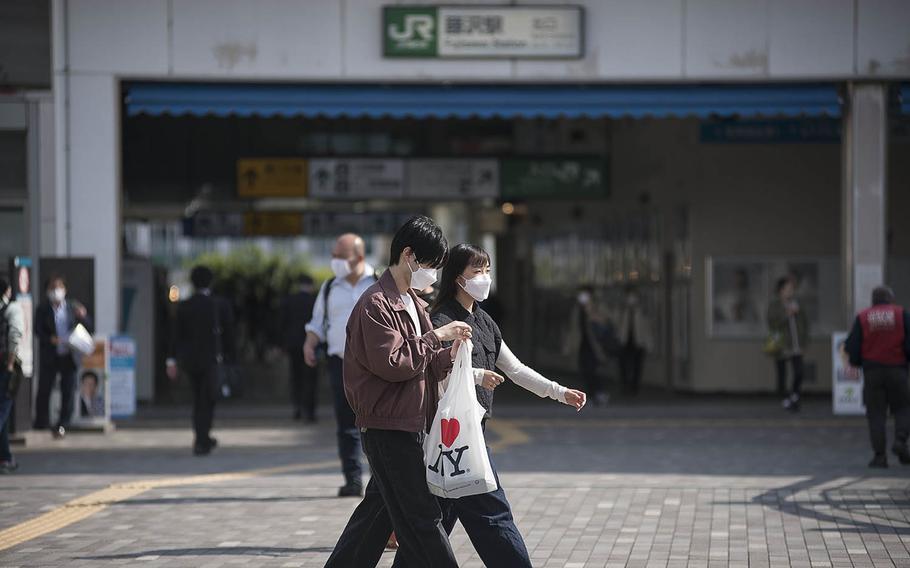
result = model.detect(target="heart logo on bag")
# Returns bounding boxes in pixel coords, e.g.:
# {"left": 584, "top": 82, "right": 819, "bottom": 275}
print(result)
{"left": 440, "top": 418, "right": 460, "bottom": 448}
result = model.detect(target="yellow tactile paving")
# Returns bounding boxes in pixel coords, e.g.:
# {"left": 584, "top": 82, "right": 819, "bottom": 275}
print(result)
{"left": 0, "top": 459, "right": 336, "bottom": 552}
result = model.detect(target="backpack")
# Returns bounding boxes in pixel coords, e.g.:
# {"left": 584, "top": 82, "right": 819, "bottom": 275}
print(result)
{"left": 318, "top": 274, "right": 378, "bottom": 355}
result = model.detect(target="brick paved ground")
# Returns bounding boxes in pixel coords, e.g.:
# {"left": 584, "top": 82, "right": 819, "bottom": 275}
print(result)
{"left": 1, "top": 397, "right": 909, "bottom": 567}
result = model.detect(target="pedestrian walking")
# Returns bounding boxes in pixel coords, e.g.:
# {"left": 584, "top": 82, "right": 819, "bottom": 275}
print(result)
{"left": 166, "top": 265, "right": 235, "bottom": 456}
{"left": 325, "top": 216, "right": 468, "bottom": 568}
{"left": 572, "top": 286, "right": 610, "bottom": 406}
{"left": 34, "top": 275, "right": 92, "bottom": 438}
{"left": 279, "top": 274, "right": 318, "bottom": 422}
{"left": 0, "top": 278, "right": 24, "bottom": 473}
{"left": 767, "top": 276, "right": 809, "bottom": 411}
{"left": 617, "top": 285, "right": 654, "bottom": 395}
{"left": 407, "top": 243, "right": 586, "bottom": 567}
{"left": 845, "top": 286, "right": 910, "bottom": 468}
{"left": 302, "top": 233, "right": 376, "bottom": 497}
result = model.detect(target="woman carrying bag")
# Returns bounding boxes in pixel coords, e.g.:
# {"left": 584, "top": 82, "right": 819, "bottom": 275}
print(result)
{"left": 386, "top": 244, "right": 587, "bottom": 567}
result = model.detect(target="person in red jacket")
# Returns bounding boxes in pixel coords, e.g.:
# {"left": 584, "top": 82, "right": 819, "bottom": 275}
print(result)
{"left": 845, "top": 286, "right": 910, "bottom": 468}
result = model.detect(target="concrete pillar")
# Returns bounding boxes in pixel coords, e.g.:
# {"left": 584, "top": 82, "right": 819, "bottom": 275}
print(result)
{"left": 842, "top": 83, "right": 888, "bottom": 321}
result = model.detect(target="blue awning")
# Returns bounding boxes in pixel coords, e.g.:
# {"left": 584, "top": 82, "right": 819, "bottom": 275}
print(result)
{"left": 900, "top": 83, "right": 910, "bottom": 114}
{"left": 124, "top": 82, "right": 842, "bottom": 120}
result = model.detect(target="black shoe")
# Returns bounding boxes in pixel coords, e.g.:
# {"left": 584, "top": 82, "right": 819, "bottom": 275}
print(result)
{"left": 869, "top": 454, "right": 888, "bottom": 468}
{"left": 52, "top": 426, "right": 66, "bottom": 439}
{"left": 0, "top": 461, "right": 18, "bottom": 474}
{"left": 338, "top": 482, "right": 364, "bottom": 498}
{"left": 207, "top": 437, "right": 218, "bottom": 450}
{"left": 892, "top": 443, "right": 910, "bottom": 465}
{"left": 193, "top": 443, "right": 212, "bottom": 456}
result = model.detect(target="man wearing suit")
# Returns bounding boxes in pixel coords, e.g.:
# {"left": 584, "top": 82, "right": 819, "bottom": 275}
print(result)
{"left": 280, "top": 274, "right": 318, "bottom": 422}
{"left": 34, "top": 275, "right": 93, "bottom": 438}
{"left": 166, "top": 266, "right": 235, "bottom": 456}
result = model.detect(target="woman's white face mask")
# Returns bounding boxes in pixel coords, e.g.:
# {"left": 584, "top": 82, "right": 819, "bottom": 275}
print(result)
{"left": 459, "top": 273, "right": 492, "bottom": 302}
{"left": 407, "top": 256, "right": 437, "bottom": 290}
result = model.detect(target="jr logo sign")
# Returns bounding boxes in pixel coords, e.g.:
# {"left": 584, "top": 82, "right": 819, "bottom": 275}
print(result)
{"left": 383, "top": 7, "right": 438, "bottom": 57}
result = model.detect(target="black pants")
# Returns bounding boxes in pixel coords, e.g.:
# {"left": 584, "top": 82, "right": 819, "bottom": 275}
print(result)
{"left": 863, "top": 366, "right": 910, "bottom": 455}
{"left": 328, "top": 356, "right": 362, "bottom": 485}
{"left": 287, "top": 349, "right": 317, "bottom": 419}
{"left": 325, "top": 429, "right": 457, "bottom": 568}
{"left": 34, "top": 354, "right": 76, "bottom": 430}
{"left": 189, "top": 368, "right": 216, "bottom": 445}
{"left": 620, "top": 343, "right": 644, "bottom": 394}
{"left": 776, "top": 355, "right": 804, "bottom": 397}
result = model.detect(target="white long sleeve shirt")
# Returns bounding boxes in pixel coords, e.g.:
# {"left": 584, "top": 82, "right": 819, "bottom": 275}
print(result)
{"left": 304, "top": 265, "right": 376, "bottom": 357}
{"left": 473, "top": 340, "right": 567, "bottom": 403}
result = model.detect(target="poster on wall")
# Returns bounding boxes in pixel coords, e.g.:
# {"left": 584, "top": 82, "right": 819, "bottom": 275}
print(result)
{"left": 707, "top": 256, "right": 842, "bottom": 338}
{"left": 72, "top": 337, "right": 110, "bottom": 428}
{"left": 9, "top": 257, "right": 33, "bottom": 377}
{"left": 832, "top": 332, "right": 864, "bottom": 415}
{"left": 309, "top": 159, "right": 405, "bottom": 200}
{"left": 406, "top": 159, "right": 499, "bottom": 199}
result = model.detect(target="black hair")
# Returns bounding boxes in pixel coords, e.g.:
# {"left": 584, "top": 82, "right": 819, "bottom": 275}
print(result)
{"left": 45, "top": 274, "right": 66, "bottom": 290}
{"left": 0, "top": 277, "right": 9, "bottom": 297}
{"left": 389, "top": 216, "right": 448, "bottom": 269}
{"left": 190, "top": 265, "right": 215, "bottom": 289}
{"left": 81, "top": 370, "right": 99, "bottom": 384}
{"left": 432, "top": 244, "right": 490, "bottom": 314}
{"left": 298, "top": 273, "right": 314, "bottom": 286}
{"left": 776, "top": 277, "right": 792, "bottom": 294}
{"left": 872, "top": 286, "right": 895, "bottom": 306}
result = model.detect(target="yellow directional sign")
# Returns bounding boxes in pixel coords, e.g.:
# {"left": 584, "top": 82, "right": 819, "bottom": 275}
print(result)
{"left": 237, "top": 158, "right": 308, "bottom": 197}
{"left": 243, "top": 212, "right": 303, "bottom": 236}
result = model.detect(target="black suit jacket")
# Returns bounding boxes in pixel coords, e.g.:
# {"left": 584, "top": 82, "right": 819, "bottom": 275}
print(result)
{"left": 279, "top": 291, "right": 315, "bottom": 352}
{"left": 173, "top": 293, "right": 236, "bottom": 375}
{"left": 35, "top": 299, "right": 94, "bottom": 367}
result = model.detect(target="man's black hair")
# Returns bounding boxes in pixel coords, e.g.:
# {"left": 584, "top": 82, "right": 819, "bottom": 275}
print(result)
{"left": 190, "top": 265, "right": 215, "bottom": 289}
{"left": 872, "top": 286, "right": 895, "bottom": 306}
{"left": 0, "top": 277, "right": 9, "bottom": 297}
{"left": 776, "top": 276, "right": 792, "bottom": 294}
{"left": 81, "top": 370, "right": 99, "bottom": 384}
{"left": 389, "top": 216, "right": 448, "bottom": 269}
{"left": 298, "top": 273, "right": 314, "bottom": 286}
{"left": 45, "top": 274, "right": 66, "bottom": 290}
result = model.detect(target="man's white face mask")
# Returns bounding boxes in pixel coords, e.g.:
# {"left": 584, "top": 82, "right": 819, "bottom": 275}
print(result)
{"left": 330, "top": 258, "right": 353, "bottom": 279}
{"left": 407, "top": 256, "right": 437, "bottom": 291}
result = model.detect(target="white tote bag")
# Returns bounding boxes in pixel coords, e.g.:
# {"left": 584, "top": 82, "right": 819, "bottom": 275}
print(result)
{"left": 424, "top": 340, "right": 497, "bottom": 499}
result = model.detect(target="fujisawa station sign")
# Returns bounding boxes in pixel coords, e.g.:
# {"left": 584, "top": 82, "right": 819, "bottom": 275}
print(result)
{"left": 383, "top": 5, "right": 584, "bottom": 59}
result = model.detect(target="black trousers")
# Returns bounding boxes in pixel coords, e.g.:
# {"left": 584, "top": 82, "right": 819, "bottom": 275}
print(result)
{"left": 328, "top": 356, "right": 362, "bottom": 484}
{"left": 287, "top": 348, "right": 317, "bottom": 419}
{"left": 863, "top": 366, "right": 910, "bottom": 455}
{"left": 189, "top": 368, "right": 216, "bottom": 444}
{"left": 776, "top": 355, "right": 804, "bottom": 396}
{"left": 579, "top": 344, "right": 603, "bottom": 396}
{"left": 35, "top": 353, "right": 76, "bottom": 430}
{"left": 325, "top": 429, "right": 457, "bottom": 568}
{"left": 620, "top": 343, "right": 644, "bottom": 394}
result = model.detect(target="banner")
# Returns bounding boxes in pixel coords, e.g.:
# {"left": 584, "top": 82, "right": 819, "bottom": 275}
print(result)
{"left": 108, "top": 335, "right": 137, "bottom": 418}
{"left": 832, "top": 332, "right": 865, "bottom": 415}
{"left": 407, "top": 159, "right": 498, "bottom": 199}
{"left": 73, "top": 337, "right": 110, "bottom": 427}
{"left": 309, "top": 159, "right": 405, "bottom": 200}
{"left": 237, "top": 158, "right": 308, "bottom": 197}
{"left": 501, "top": 158, "right": 608, "bottom": 199}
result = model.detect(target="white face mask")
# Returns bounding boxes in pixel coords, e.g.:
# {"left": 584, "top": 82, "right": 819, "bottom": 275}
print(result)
{"left": 577, "top": 292, "right": 592, "bottom": 306}
{"left": 407, "top": 256, "right": 437, "bottom": 290}
{"left": 50, "top": 287, "right": 66, "bottom": 303}
{"left": 330, "top": 258, "right": 353, "bottom": 279}
{"left": 460, "top": 274, "right": 492, "bottom": 302}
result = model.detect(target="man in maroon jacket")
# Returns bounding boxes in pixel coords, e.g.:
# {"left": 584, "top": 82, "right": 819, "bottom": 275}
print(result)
{"left": 845, "top": 286, "right": 910, "bottom": 468}
{"left": 325, "top": 216, "right": 471, "bottom": 568}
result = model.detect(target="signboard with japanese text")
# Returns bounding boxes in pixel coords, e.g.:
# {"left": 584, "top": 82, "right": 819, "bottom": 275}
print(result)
{"left": 832, "top": 332, "right": 864, "bottom": 415}
{"left": 237, "top": 158, "right": 308, "bottom": 198}
{"left": 406, "top": 159, "right": 499, "bottom": 199}
{"left": 383, "top": 6, "right": 583, "bottom": 59}
{"left": 108, "top": 335, "right": 137, "bottom": 418}
{"left": 309, "top": 159, "right": 405, "bottom": 200}
{"left": 501, "top": 158, "right": 607, "bottom": 199}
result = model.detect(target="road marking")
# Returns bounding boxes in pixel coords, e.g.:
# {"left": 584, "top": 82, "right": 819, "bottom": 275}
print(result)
{"left": 0, "top": 459, "right": 336, "bottom": 552}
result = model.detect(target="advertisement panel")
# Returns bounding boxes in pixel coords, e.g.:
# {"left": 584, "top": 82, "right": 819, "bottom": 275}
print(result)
{"left": 832, "top": 331, "right": 865, "bottom": 415}
{"left": 108, "top": 335, "right": 137, "bottom": 418}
